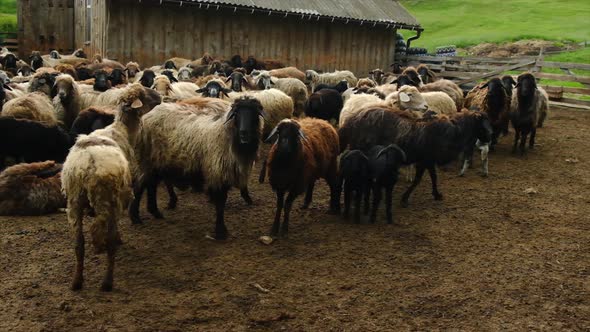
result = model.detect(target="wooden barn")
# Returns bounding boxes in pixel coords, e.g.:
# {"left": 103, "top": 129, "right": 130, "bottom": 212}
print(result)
{"left": 18, "top": 0, "right": 421, "bottom": 75}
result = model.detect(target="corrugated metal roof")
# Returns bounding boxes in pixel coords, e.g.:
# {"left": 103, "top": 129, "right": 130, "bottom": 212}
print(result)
{"left": 156, "top": 0, "right": 420, "bottom": 28}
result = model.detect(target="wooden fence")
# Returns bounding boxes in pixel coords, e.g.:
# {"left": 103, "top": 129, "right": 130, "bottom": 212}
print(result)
{"left": 0, "top": 32, "right": 18, "bottom": 52}
{"left": 405, "top": 53, "right": 590, "bottom": 110}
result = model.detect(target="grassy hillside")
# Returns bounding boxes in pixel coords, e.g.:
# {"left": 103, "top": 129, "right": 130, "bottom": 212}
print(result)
{"left": 0, "top": 0, "right": 16, "bottom": 31}
{"left": 399, "top": 0, "right": 590, "bottom": 51}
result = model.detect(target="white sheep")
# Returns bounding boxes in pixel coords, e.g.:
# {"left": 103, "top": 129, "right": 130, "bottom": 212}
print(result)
{"left": 62, "top": 83, "right": 149, "bottom": 292}
{"left": 52, "top": 74, "right": 82, "bottom": 130}
{"left": 151, "top": 75, "right": 200, "bottom": 101}
{"left": 339, "top": 93, "right": 385, "bottom": 127}
{"left": 1, "top": 92, "right": 58, "bottom": 126}
{"left": 271, "top": 78, "right": 308, "bottom": 117}
{"left": 386, "top": 85, "right": 457, "bottom": 116}
{"left": 305, "top": 70, "right": 358, "bottom": 92}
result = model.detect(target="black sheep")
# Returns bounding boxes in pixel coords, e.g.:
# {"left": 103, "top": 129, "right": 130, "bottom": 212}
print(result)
{"left": 70, "top": 107, "right": 115, "bottom": 138}
{"left": 226, "top": 71, "right": 248, "bottom": 92}
{"left": 339, "top": 150, "right": 370, "bottom": 223}
{"left": 108, "top": 68, "right": 127, "bottom": 86}
{"left": 196, "top": 80, "right": 232, "bottom": 98}
{"left": 160, "top": 70, "right": 178, "bottom": 83}
{"left": 392, "top": 74, "right": 420, "bottom": 90}
{"left": 139, "top": 70, "right": 156, "bottom": 88}
{"left": 366, "top": 144, "right": 406, "bottom": 224}
{"left": 93, "top": 70, "right": 112, "bottom": 92}
{"left": 306, "top": 89, "right": 343, "bottom": 123}
{"left": 0, "top": 117, "right": 73, "bottom": 169}
{"left": 314, "top": 80, "right": 349, "bottom": 93}
{"left": 510, "top": 73, "right": 548, "bottom": 155}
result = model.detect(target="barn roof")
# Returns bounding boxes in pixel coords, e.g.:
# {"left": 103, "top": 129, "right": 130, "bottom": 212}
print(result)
{"left": 153, "top": 0, "right": 421, "bottom": 29}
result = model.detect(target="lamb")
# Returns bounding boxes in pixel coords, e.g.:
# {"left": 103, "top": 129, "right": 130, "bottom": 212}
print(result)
{"left": 129, "top": 96, "right": 266, "bottom": 240}
{"left": 0, "top": 161, "right": 65, "bottom": 215}
{"left": 229, "top": 88, "right": 294, "bottom": 136}
{"left": 62, "top": 83, "right": 153, "bottom": 291}
{"left": 264, "top": 118, "right": 340, "bottom": 236}
{"left": 387, "top": 85, "right": 457, "bottom": 116}
{"left": 338, "top": 107, "right": 492, "bottom": 207}
{"left": 501, "top": 75, "right": 517, "bottom": 99}
{"left": 365, "top": 144, "right": 406, "bottom": 224}
{"left": 313, "top": 80, "right": 349, "bottom": 93}
{"left": 463, "top": 77, "right": 510, "bottom": 150}
{"left": 305, "top": 70, "right": 358, "bottom": 92}
{"left": 268, "top": 66, "right": 306, "bottom": 82}
{"left": 306, "top": 88, "right": 344, "bottom": 123}
{"left": 0, "top": 117, "right": 73, "bottom": 169}
{"left": 271, "top": 78, "right": 309, "bottom": 117}
{"left": 509, "top": 72, "right": 549, "bottom": 155}
{"left": 52, "top": 74, "right": 82, "bottom": 130}
{"left": 1, "top": 92, "right": 58, "bottom": 126}
{"left": 151, "top": 75, "right": 201, "bottom": 100}
{"left": 339, "top": 149, "right": 370, "bottom": 223}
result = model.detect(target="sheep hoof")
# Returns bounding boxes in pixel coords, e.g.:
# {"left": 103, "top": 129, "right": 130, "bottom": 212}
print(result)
{"left": 433, "top": 193, "right": 444, "bottom": 201}
{"left": 150, "top": 210, "right": 164, "bottom": 219}
{"left": 130, "top": 216, "right": 143, "bottom": 225}
{"left": 242, "top": 196, "right": 253, "bottom": 206}
{"left": 214, "top": 228, "right": 229, "bottom": 241}
{"left": 71, "top": 280, "right": 83, "bottom": 291}
{"left": 301, "top": 203, "right": 310, "bottom": 210}
{"left": 166, "top": 201, "right": 177, "bottom": 210}
{"left": 458, "top": 172, "right": 465, "bottom": 177}
{"left": 100, "top": 282, "right": 113, "bottom": 292}
{"left": 400, "top": 200, "right": 409, "bottom": 208}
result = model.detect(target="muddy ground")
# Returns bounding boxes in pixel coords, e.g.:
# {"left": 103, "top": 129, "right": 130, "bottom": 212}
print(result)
{"left": 1, "top": 108, "right": 589, "bottom": 331}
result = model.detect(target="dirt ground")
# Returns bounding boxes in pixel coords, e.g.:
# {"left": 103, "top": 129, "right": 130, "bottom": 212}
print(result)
{"left": 1, "top": 108, "right": 589, "bottom": 331}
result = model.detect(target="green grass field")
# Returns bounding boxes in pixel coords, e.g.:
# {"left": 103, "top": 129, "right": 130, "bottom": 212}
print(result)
{"left": 0, "top": 0, "right": 16, "bottom": 31}
{"left": 400, "top": 0, "right": 590, "bottom": 51}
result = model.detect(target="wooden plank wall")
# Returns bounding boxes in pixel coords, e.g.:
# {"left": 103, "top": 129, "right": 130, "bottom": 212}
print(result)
{"left": 73, "top": 0, "right": 108, "bottom": 57}
{"left": 105, "top": 2, "right": 396, "bottom": 75}
{"left": 18, "top": 0, "right": 75, "bottom": 57}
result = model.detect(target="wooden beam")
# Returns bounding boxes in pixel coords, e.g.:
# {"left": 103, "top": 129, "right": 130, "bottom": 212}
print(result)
{"left": 541, "top": 85, "right": 590, "bottom": 95}
{"left": 535, "top": 72, "right": 590, "bottom": 84}
{"left": 456, "top": 60, "right": 537, "bottom": 85}
{"left": 550, "top": 100, "right": 590, "bottom": 111}
{"left": 536, "top": 60, "right": 590, "bottom": 71}
{"left": 559, "top": 97, "right": 590, "bottom": 107}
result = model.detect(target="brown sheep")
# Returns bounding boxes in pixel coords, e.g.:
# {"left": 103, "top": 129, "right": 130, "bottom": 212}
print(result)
{"left": 54, "top": 63, "right": 78, "bottom": 80}
{"left": 269, "top": 67, "right": 305, "bottom": 81}
{"left": 0, "top": 161, "right": 65, "bottom": 216}
{"left": 264, "top": 118, "right": 340, "bottom": 236}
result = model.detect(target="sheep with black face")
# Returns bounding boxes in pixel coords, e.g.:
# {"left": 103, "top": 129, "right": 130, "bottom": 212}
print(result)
{"left": 196, "top": 79, "right": 232, "bottom": 99}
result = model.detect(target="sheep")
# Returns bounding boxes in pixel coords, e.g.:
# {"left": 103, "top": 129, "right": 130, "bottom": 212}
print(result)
{"left": 243, "top": 56, "right": 279, "bottom": 74}
{"left": 264, "top": 118, "right": 340, "bottom": 236}
{"left": 29, "top": 51, "right": 45, "bottom": 71}
{"left": 76, "top": 64, "right": 93, "bottom": 81}
{"left": 1, "top": 92, "right": 58, "bottom": 126}
{"left": 135, "top": 70, "right": 157, "bottom": 88}
{"left": 92, "top": 70, "right": 112, "bottom": 92}
{"left": 79, "top": 83, "right": 162, "bottom": 111}
{"left": 28, "top": 71, "right": 58, "bottom": 96}
{"left": 509, "top": 72, "right": 549, "bottom": 155}
{"left": 52, "top": 74, "right": 82, "bottom": 130}
{"left": 338, "top": 107, "right": 492, "bottom": 207}
{"left": 70, "top": 107, "right": 116, "bottom": 138}
{"left": 365, "top": 144, "right": 406, "bottom": 224}
{"left": 0, "top": 51, "right": 18, "bottom": 73}
{"left": 356, "top": 78, "right": 377, "bottom": 89}
{"left": 0, "top": 82, "right": 26, "bottom": 109}
{"left": 369, "top": 69, "right": 385, "bottom": 84}
{"left": 129, "top": 96, "right": 266, "bottom": 240}
{"left": 305, "top": 69, "right": 358, "bottom": 92}
{"left": 401, "top": 67, "right": 423, "bottom": 86}
{"left": 0, "top": 117, "right": 73, "bottom": 169}
{"left": 463, "top": 77, "right": 510, "bottom": 150}
{"left": 196, "top": 79, "right": 233, "bottom": 99}
{"left": 0, "top": 161, "right": 66, "bottom": 215}
{"left": 177, "top": 66, "right": 193, "bottom": 82}
{"left": 339, "top": 93, "right": 385, "bottom": 128}
{"left": 17, "top": 62, "right": 35, "bottom": 77}
{"left": 54, "top": 63, "right": 78, "bottom": 79}
{"left": 254, "top": 71, "right": 274, "bottom": 90}
{"left": 339, "top": 150, "right": 370, "bottom": 223}
{"left": 306, "top": 88, "right": 344, "bottom": 123}
{"left": 108, "top": 68, "right": 128, "bottom": 87}
{"left": 271, "top": 78, "right": 309, "bottom": 117}
{"left": 225, "top": 71, "right": 249, "bottom": 92}
{"left": 229, "top": 88, "right": 294, "bottom": 136}
{"left": 314, "top": 80, "right": 349, "bottom": 93}
{"left": 188, "top": 53, "right": 214, "bottom": 67}
{"left": 372, "top": 83, "right": 398, "bottom": 98}
{"left": 151, "top": 75, "right": 200, "bottom": 100}
{"left": 125, "top": 62, "right": 141, "bottom": 80}
{"left": 268, "top": 66, "right": 306, "bottom": 81}
{"left": 89, "top": 54, "right": 125, "bottom": 71}
{"left": 165, "top": 57, "right": 192, "bottom": 69}
{"left": 387, "top": 85, "right": 457, "bottom": 117}
{"left": 416, "top": 64, "right": 439, "bottom": 84}
{"left": 0, "top": 70, "right": 11, "bottom": 84}
{"left": 46, "top": 49, "right": 89, "bottom": 68}
{"left": 420, "top": 80, "right": 465, "bottom": 112}
{"left": 501, "top": 75, "right": 517, "bottom": 99}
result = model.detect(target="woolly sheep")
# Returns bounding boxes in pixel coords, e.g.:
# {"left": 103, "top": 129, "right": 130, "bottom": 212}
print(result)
{"left": 1, "top": 92, "right": 58, "bottom": 126}
{"left": 229, "top": 88, "right": 294, "bottom": 136}
{"left": 387, "top": 85, "right": 457, "bottom": 117}
{"left": 264, "top": 118, "right": 340, "bottom": 236}
{"left": 79, "top": 84, "right": 161, "bottom": 111}
{"left": 269, "top": 66, "right": 306, "bottom": 81}
{"left": 0, "top": 161, "right": 65, "bottom": 215}
{"left": 304, "top": 69, "right": 358, "bottom": 92}
{"left": 52, "top": 74, "right": 82, "bottom": 130}
{"left": 271, "top": 78, "right": 308, "bottom": 117}
{"left": 130, "top": 96, "right": 266, "bottom": 240}
{"left": 339, "top": 93, "right": 385, "bottom": 128}
{"left": 152, "top": 75, "right": 201, "bottom": 100}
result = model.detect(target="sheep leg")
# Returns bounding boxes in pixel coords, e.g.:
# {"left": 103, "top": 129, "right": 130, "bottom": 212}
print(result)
{"left": 537, "top": 112, "right": 546, "bottom": 128}
{"left": 519, "top": 130, "right": 528, "bottom": 155}
{"left": 363, "top": 183, "right": 371, "bottom": 216}
{"left": 428, "top": 165, "right": 443, "bottom": 201}
{"left": 511, "top": 129, "right": 520, "bottom": 154}
{"left": 129, "top": 179, "right": 147, "bottom": 225}
{"left": 100, "top": 214, "right": 117, "bottom": 292}
{"left": 240, "top": 187, "right": 253, "bottom": 206}
{"left": 302, "top": 181, "right": 315, "bottom": 209}
{"left": 165, "top": 181, "right": 177, "bottom": 210}
{"left": 343, "top": 183, "right": 351, "bottom": 220}
{"left": 369, "top": 184, "right": 382, "bottom": 224}
{"left": 327, "top": 171, "right": 340, "bottom": 214}
{"left": 353, "top": 188, "right": 362, "bottom": 224}
{"left": 258, "top": 158, "right": 267, "bottom": 184}
{"left": 281, "top": 192, "right": 298, "bottom": 237}
{"left": 401, "top": 165, "right": 426, "bottom": 208}
{"left": 146, "top": 176, "right": 164, "bottom": 219}
{"left": 271, "top": 191, "right": 285, "bottom": 236}
{"left": 529, "top": 127, "right": 536, "bottom": 149}
{"left": 459, "top": 144, "right": 474, "bottom": 177}
{"left": 70, "top": 203, "right": 85, "bottom": 291}
{"left": 385, "top": 184, "right": 394, "bottom": 224}
{"left": 210, "top": 188, "right": 229, "bottom": 240}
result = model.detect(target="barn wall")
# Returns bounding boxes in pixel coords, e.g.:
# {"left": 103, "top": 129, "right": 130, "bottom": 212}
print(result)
{"left": 74, "top": 0, "right": 108, "bottom": 57}
{"left": 104, "top": 2, "right": 396, "bottom": 75}
{"left": 18, "top": 0, "right": 76, "bottom": 57}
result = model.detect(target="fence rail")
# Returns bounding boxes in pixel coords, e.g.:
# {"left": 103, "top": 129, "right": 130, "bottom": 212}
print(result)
{"left": 405, "top": 53, "right": 590, "bottom": 110}
{"left": 0, "top": 32, "right": 18, "bottom": 53}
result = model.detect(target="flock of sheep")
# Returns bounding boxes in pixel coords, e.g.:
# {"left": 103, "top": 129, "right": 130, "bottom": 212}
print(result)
{"left": 0, "top": 47, "right": 549, "bottom": 291}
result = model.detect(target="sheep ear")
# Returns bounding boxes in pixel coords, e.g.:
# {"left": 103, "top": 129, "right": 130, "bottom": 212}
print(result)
{"left": 265, "top": 126, "right": 279, "bottom": 143}
{"left": 225, "top": 76, "right": 232, "bottom": 83}
{"left": 258, "top": 108, "right": 268, "bottom": 120}
{"left": 171, "top": 76, "right": 178, "bottom": 83}
{"left": 298, "top": 129, "right": 308, "bottom": 142}
{"left": 224, "top": 109, "right": 237, "bottom": 124}
{"left": 196, "top": 87, "right": 206, "bottom": 93}
{"left": 509, "top": 77, "right": 517, "bottom": 85}
{"left": 241, "top": 77, "right": 248, "bottom": 85}
{"left": 481, "top": 82, "right": 489, "bottom": 89}
{"left": 3, "top": 83, "right": 12, "bottom": 91}
{"left": 131, "top": 99, "right": 143, "bottom": 109}
{"left": 399, "top": 92, "right": 410, "bottom": 103}
{"left": 391, "top": 79, "right": 398, "bottom": 85}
